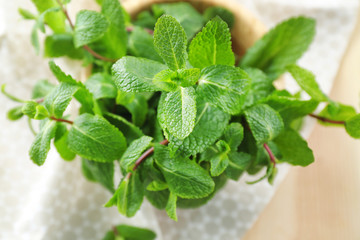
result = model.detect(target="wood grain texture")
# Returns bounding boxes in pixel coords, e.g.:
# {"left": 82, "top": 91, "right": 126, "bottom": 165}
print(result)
{"left": 243, "top": 10, "right": 360, "bottom": 240}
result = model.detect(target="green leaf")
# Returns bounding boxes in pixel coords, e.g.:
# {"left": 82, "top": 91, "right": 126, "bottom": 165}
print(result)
{"left": 44, "top": 34, "right": 84, "bottom": 59}
{"left": 18, "top": 8, "right": 37, "bottom": 20}
{"left": 318, "top": 103, "right": 356, "bottom": 127}
{"left": 7, "top": 106, "right": 24, "bottom": 121}
{"left": 166, "top": 192, "right": 178, "bottom": 221}
{"left": 145, "top": 189, "right": 169, "bottom": 210}
{"left": 240, "top": 17, "right": 316, "bottom": 80}
{"left": 209, "top": 141, "right": 231, "bottom": 176}
{"left": 154, "top": 3, "right": 204, "bottom": 39}
{"left": 154, "top": 144, "right": 215, "bottom": 199}
{"left": 168, "top": 98, "right": 230, "bottom": 156}
{"left": 163, "top": 87, "right": 197, "bottom": 140}
{"left": 245, "top": 104, "right": 284, "bottom": 144}
{"left": 153, "top": 15, "right": 187, "bottom": 71}
{"left": 189, "top": 17, "right": 234, "bottom": 69}
{"left": 74, "top": 10, "right": 109, "bottom": 48}
{"left": 345, "top": 114, "right": 360, "bottom": 139}
{"left": 128, "top": 26, "right": 163, "bottom": 62}
{"left": 177, "top": 68, "right": 200, "bottom": 87}
{"left": 114, "top": 225, "right": 156, "bottom": 240}
{"left": 287, "top": 64, "right": 328, "bottom": 102}
{"left": 49, "top": 61, "right": 77, "bottom": 84}
{"left": 68, "top": 113, "right": 126, "bottom": 162}
{"left": 29, "top": 119, "right": 57, "bottom": 166}
{"left": 120, "top": 136, "right": 153, "bottom": 173}
{"left": 273, "top": 128, "right": 314, "bottom": 166}
{"left": 32, "top": 80, "right": 55, "bottom": 99}
{"left": 122, "top": 94, "right": 148, "bottom": 127}
{"left": 197, "top": 65, "right": 250, "bottom": 114}
{"left": 203, "top": 7, "right": 234, "bottom": 28}
{"left": 100, "top": 0, "right": 127, "bottom": 59}
{"left": 147, "top": 180, "right": 168, "bottom": 191}
{"left": 133, "top": 11, "right": 157, "bottom": 29}
{"left": 153, "top": 69, "right": 179, "bottom": 92}
{"left": 54, "top": 123, "right": 76, "bottom": 161}
{"left": 85, "top": 73, "right": 117, "bottom": 99}
{"left": 116, "top": 172, "right": 144, "bottom": 217}
{"left": 112, "top": 56, "right": 167, "bottom": 92}
{"left": 81, "top": 158, "right": 114, "bottom": 192}
{"left": 31, "top": 0, "right": 66, "bottom": 33}
{"left": 225, "top": 152, "right": 251, "bottom": 180}
{"left": 224, "top": 123, "right": 244, "bottom": 150}
{"left": 44, "top": 82, "right": 79, "bottom": 118}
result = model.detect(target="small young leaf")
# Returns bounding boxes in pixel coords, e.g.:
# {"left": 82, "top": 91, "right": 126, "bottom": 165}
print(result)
{"left": 81, "top": 158, "right": 114, "bottom": 192}
{"left": 153, "top": 69, "right": 179, "bottom": 92}
{"left": 112, "top": 56, "right": 167, "bottom": 92}
{"left": 177, "top": 68, "right": 200, "bottom": 87}
{"left": 203, "top": 7, "right": 234, "bottom": 28}
{"left": 166, "top": 192, "right": 178, "bottom": 221}
{"left": 54, "top": 123, "right": 76, "bottom": 161}
{"left": 189, "top": 17, "right": 234, "bottom": 69}
{"left": 120, "top": 136, "right": 153, "bottom": 173}
{"left": 22, "top": 101, "right": 49, "bottom": 120}
{"left": 18, "top": 8, "right": 37, "bottom": 20}
{"left": 147, "top": 180, "right": 168, "bottom": 192}
{"left": 29, "top": 119, "right": 57, "bottom": 166}
{"left": 287, "top": 64, "right": 328, "bottom": 102}
{"left": 245, "top": 104, "right": 284, "bottom": 144}
{"left": 49, "top": 61, "right": 77, "bottom": 84}
{"left": 31, "top": 0, "right": 66, "bottom": 33}
{"left": 345, "top": 114, "right": 360, "bottom": 139}
{"left": 85, "top": 73, "right": 117, "bottom": 99}
{"left": 197, "top": 65, "right": 250, "bottom": 114}
{"left": 163, "top": 87, "right": 196, "bottom": 140}
{"left": 44, "top": 34, "right": 84, "bottom": 59}
{"left": 32, "top": 79, "right": 55, "bottom": 99}
{"left": 240, "top": 17, "right": 316, "bottom": 80}
{"left": 209, "top": 141, "right": 231, "bottom": 177}
{"left": 273, "top": 128, "right": 314, "bottom": 166}
{"left": 318, "top": 103, "right": 356, "bottom": 127}
{"left": 224, "top": 123, "right": 244, "bottom": 150}
{"left": 154, "top": 15, "right": 187, "bottom": 71}
{"left": 7, "top": 106, "right": 24, "bottom": 121}
{"left": 116, "top": 172, "right": 144, "bottom": 217}
{"left": 68, "top": 114, "right": 126, "bottom": 162}
{"left": 74, "top": 10, "right": 109, "bottom": 48}
{"left": 154, "top": 144, "right": 215, "bottom": 199}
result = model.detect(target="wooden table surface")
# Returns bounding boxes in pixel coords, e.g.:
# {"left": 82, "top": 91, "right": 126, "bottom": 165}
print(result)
{"left": 243, "top": 9, "right": 360, "bottom": 240}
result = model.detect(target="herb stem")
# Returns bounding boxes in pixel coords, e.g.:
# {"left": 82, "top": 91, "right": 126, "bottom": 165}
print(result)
{"left": 308, "top": 113, "right": 345, "bottom": 125}
{"left": 263, "top": 143, "right": 276, "bottom": 167}
{"left": 50, "top": 116, "right": 73, "bottom": 124}
{"left": 55, "top": 0, "right": 116, "bottom": 63}
{"left": 126, "top": 139, "right": 169, "bottom": 179}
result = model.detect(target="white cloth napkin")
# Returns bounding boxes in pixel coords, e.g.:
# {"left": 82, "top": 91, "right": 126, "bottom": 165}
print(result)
{"left": 0, "top": 0, "right": 358, "bottom": 239}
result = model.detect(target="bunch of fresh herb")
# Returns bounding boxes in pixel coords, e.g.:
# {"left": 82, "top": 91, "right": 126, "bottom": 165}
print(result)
{"left": 3, "top": 0, "right": 360, "bottom": 230}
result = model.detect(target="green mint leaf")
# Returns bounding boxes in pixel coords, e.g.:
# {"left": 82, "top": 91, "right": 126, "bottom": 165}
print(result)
{"left": 240, "top": 17, "right": 315, "bottom": 80}
{"left": 168, "top": 99, "right": 230, "bottom": 156}
{"left": 100, "top": 0, "right": 127, "bottom": 59}
{"left": 112, "top": 56, "right": 167, "bottom": 92}
{"left": 133, "top": 11, "right": 157, "bottom": 29}
{"left": 166, "top": 192, "right": 178, "bottom": 221}
{"left": 74, "top": 10, "right": 109, "bottom": 48}
{"left": 209, "top": 140, "right": 230, "bottom": 176}
{"left": 18, "top": 8, "right": 37, "bottom": 20}
{"left": 113, "top": 225, "right": 156, "bottom": 240}
{"left": 119, "top": 93, "right": 148, "bottom": 127}
{"left": 85, "top": 73, "right": 117, "bottom": 99}
{"left": 44, "top": 82, "right": 79, "bottom": 118}
{"left": 128, "top": 26, "right": 163, "bottom": 62}
{"left": 345, "top": 114, "right": 360, "bottom": 139}
{"left": 153, "top": 15, "right": 187, "bottom": 71}
{"left": 7, "top": 106, "right": 24, "bottom": 121}
{"left": 29, "top": 119, "right": 57, "bottom": 166}
{"left": 154, "top": 3, "right": 204, "bottom": 39}
{"left": 287, "top": 64, "right": 328, "bottom": 102}
{"left": 189, "top": 17, "right": 234, "bottom": 69}
{"left": 177, "top": 68, "right": 201, "bottom": 87}
{"left": 224, "top": 122, "right": 244, "bottom": 150}
{"left": 116, "top": 172, "right": 144, "bottom": 217}
{"left": 225, "top": 152, "right": 251, "bottom": 180}
{"left": 32, "top": 79, "right": 55, "bottom": 99}
{"left": 145, "top": 189, "right": 169, "bottom": 210}
{"left": 22, "top": 101, "right": 49, "bottom": 120}
{"left": 197, "top": 65, "right": 250, "bottom": 114}
{"left": 245, "top": 104, "right": 284, "bottom": 144}
{"left": 147, "top": 180, "right": 168, "bottom": 192}
{"left": 54, "top": 123, "right": 76, "bottom": 161}
{"left": 44, "top": 34, "right": 84, "bottom": 59}
{"left": 49, "top": 61, "right": 77, "bottom": 84}
{"left": 318, "top": 103, "right": 356, "bottom": 127}
{"left": 68, "top": 113, "right": 126, "bottom": 162}
{"left": 31, "top": 0, "right": 66, "bottom": 33}
{"left": 153, "top": 69, "right": 179, "bottom": 92}
{"left": 120, "top": 136, "right": 153, "bottom": 173}
{"left": 81, "top": 158, "right": 114, "bottom": 192}
{"left": 163, "top": 87, "right": 196, "bottom": 140}
{"left": 154, "top": 144, "right": 215, "bottom": 199}
{"left": 203, "top": 7, "right": 235, "bottom": 28}
{"left": 273, "top": 129, "right": 314, "bottom": 166}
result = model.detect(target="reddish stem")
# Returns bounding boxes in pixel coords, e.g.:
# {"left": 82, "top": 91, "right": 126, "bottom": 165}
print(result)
{"left": 263, "top": 143, "right": 276, "bottom": 167}
{"left": 308, "top": 113, "right": 345, "bottom": 125}
{"left": 50, "top": 116, "right": 73, "bottom": 125}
